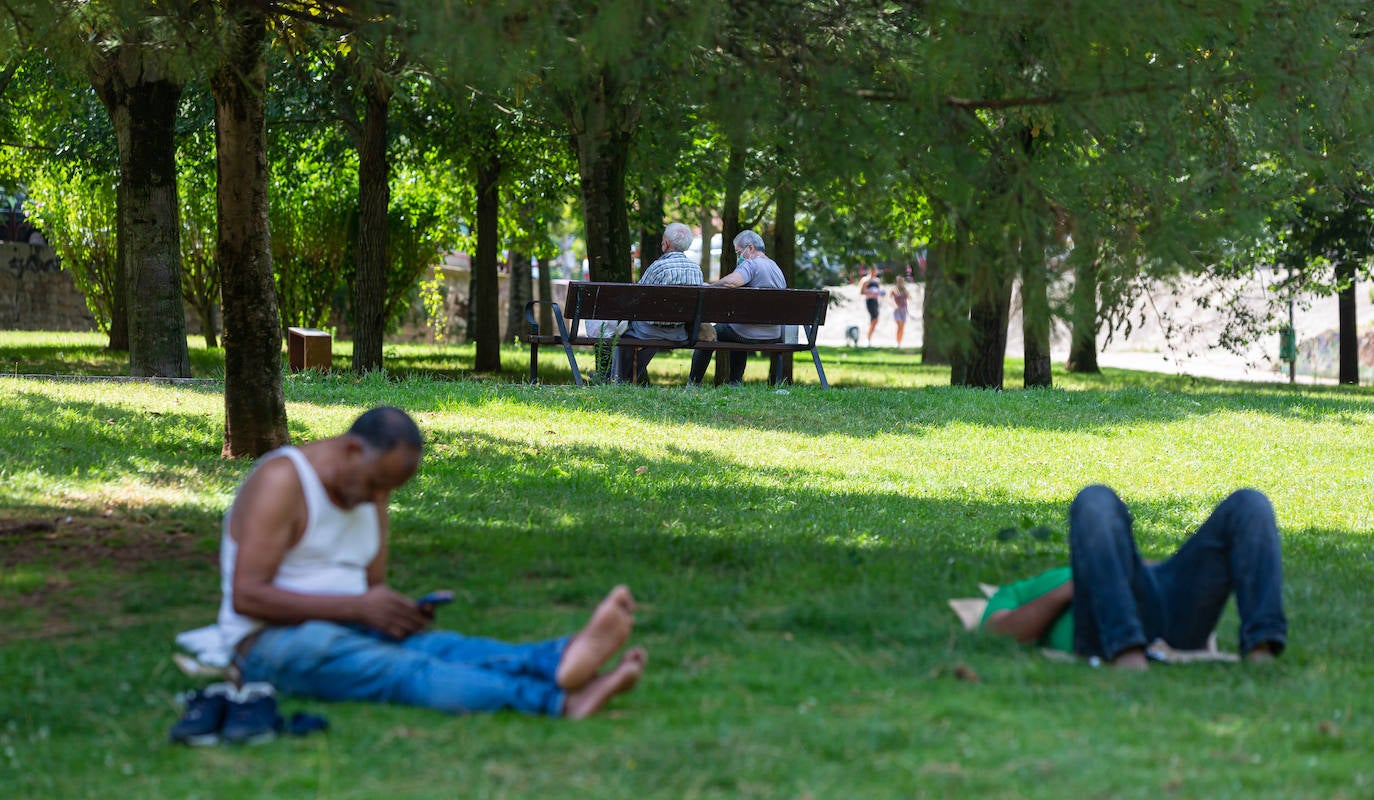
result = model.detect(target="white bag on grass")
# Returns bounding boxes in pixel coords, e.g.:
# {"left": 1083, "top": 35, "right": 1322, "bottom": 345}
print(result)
{"left": 584, "top": 318, "right": 628, "bottom": 339}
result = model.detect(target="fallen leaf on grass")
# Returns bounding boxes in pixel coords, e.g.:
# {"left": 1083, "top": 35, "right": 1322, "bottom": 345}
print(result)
{"left": 634, "top": 466, "right": 648, "bottom": 475}
{"left": 953, "top": 664, "right": 981, "bottom": 683}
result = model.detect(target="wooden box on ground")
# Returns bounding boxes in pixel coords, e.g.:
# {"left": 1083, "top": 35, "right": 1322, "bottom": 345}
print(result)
{"left": 287, "top": 327, "right": 332, "bottom": 372}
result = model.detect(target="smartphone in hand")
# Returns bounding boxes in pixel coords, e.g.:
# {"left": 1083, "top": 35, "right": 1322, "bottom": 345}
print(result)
{"left": 415, "top": 590, "right": 455, "bottom": 610}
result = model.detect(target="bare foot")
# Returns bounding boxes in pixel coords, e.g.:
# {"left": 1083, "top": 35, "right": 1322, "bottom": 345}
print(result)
{"left": 564, "top": 647, "right": 647, "bottom": 720}
{"left": 1245, "top": 642, "right": 1279, "bottom": 664}
{"left": 1111, "top": 647, "right": 1150, "bottom": 671}
{"left": 556, "top": 585, "right": 635, "bottom": 690}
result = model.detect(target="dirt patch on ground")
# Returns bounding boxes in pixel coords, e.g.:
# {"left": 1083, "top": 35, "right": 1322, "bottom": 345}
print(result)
{"left": 0, "top": 512, "right": 212, "bottom": 640}
{"left": 0, "top": 512, "right": 206, "bottom": 573}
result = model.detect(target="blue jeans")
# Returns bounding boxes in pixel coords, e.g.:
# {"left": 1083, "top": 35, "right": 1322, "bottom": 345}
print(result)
{"left": 687, "top": 324, "right": 782, "bottom": 385}
{"left": 1069, "top": 485, "right": 1287, "bottom": 660}
{"left": 237, "top": 621, "right": 569, "bottom": 716}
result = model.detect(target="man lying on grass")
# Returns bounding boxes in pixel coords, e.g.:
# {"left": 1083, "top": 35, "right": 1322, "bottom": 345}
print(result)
{"left": 981, "top": 485, "right": 1287, "bottom": 670}
{"left": 180, "top": 406, "right": 645, "bottom": 719}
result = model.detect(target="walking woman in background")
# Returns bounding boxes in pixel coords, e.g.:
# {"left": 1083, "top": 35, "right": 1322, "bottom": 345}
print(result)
{"left": 891, "top": 275, "right": 910, "bottom": 348}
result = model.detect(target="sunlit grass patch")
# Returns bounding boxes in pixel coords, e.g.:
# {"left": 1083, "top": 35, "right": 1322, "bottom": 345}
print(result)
{"left": 2, "top": 335, "right": 1374, "bottom": 798}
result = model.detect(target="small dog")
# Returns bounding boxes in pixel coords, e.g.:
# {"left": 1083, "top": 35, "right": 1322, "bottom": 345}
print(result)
{"left": 845, "top": 325, "right": 861, "bottom": 347}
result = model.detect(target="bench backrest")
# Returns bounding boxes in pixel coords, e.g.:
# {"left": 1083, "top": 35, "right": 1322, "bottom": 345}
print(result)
{"left": 567, "top": 282, "right": 702, "bottom": 324}
{"left": 698, "top": 286, "right": 828, "bottom": 326}
{"left": 565, "top": 282, "right": 829, "bottom": 328}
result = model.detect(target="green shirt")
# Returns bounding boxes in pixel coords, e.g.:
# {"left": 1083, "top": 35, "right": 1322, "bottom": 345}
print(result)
{"left": 980, "top": 566, "right": 1074, "bottom": 652}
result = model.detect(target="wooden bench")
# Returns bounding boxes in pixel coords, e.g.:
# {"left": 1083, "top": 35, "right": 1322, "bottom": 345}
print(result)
{"left": 523, "top": 281, "right": 831, "bottom": 388}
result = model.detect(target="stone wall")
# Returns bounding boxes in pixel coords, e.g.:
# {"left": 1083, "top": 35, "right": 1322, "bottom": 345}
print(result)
{"left": 0, "top": 240, "right": 551, "bottom": 345}
{"left": 0, "top": 243, "right": 97, "bottom": 331}
{"left": 391, "top": 254, "right": 525, "bottom": 344}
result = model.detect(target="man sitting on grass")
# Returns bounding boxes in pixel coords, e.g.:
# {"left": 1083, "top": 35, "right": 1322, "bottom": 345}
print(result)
{"left": 182, "top": 406, "right": 645, "bottom": 719}
{"left": 981, "top": 484, "right": 1287, "bottom": 669}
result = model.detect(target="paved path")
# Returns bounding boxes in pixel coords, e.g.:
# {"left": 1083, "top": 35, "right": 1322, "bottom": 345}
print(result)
{"left": 816, "top": 275, "right": 1373, "bottom": 385}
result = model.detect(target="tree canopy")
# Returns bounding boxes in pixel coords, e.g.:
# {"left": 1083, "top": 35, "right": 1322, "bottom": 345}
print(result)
{"left": 3, "top": 0, "right": 1373, "bottom": 440}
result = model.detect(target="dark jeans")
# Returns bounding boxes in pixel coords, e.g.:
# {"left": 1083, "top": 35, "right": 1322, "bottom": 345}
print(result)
{"left": 687, "top": 324, "right": 782, "bottom": 385}
{"left": 615, "top": 321, "right": 687, "bottom": 385}
{"left": 1069, "top": 484, "right": 1287, "bottom": 660}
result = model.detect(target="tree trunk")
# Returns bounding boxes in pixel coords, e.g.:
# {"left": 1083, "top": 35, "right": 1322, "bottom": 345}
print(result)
{"left": 90, "top": 47, "right": 190, "bottom": 378}
{"left": 712, "top": 143, "right": 746, "bottom": 385}
{"left": 1021, "top": 251, "right": 1052, "bottom": 388}
{"left": 1338, "top": 260, "right": 1358, "bottom": 385}
{"left": 770, "top": 181, "right": 797, "bottom": 385}
{"left": 922, "top": 238, "right": 962, "bottom": 366}
{"left": 352, "top": 76, "right": 391, "bottom": 374}
{"left": 958, "top": 266, "right": 1012, "bottom": 389}
{"left": 1066, "top": 252, "right": 1100, "bottom": 373}
{"left": 465, "top": 267, "right": 477, "bottom": 344}
{"left": 637, "top": 183, "right": 663, "bottom": 282}
{"left": 504, "top": 250, "right": 530, "bottom": 345}
{"left": 108, "top": 179, "right": 129, "bottom": 351}
{"left": 196, "top": 302, "right": 218, "bottom": 349}
{"left": 563, "top": 75, "right": 636, "bottom": 283}
{"left": 213, "top": 9, "right": 288, "bottom": 458}
{"left": 473, "top": 154, "right": 502, "bottom": 372}
{"left": 719, "top": 143, "right": 745, "bottom": 279}
{"left": 536, "top": 254, "right": 553, "bottom": 335}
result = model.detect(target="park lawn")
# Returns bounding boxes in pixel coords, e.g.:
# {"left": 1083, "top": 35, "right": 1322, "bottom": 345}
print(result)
{"left": 0, "top": 328, "right": 1270, "bottom": 391}
{"left": 2, "top": 337, "right": 1374, "bottom": 798}
{"left": 0, "top": 330, "right": 944, "bottom": 388}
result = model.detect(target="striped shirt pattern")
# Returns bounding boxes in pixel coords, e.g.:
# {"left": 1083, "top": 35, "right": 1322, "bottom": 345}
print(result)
{"left": 638, "top": 249, "right": 704, "bottom": 287}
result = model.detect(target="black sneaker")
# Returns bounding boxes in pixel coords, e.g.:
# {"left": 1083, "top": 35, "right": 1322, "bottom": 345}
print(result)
{"left": 168, "top": 682, "right": 234, "bottom": 746}
{"left": 220, "top": 682, "right": 282, "bottom": 745}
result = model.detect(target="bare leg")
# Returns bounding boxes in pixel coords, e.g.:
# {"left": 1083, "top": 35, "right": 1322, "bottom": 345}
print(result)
{"left": 867, "top": 318, "right": 879, "bottom": 344}
{"left": 556, "top": 585, "right": 635, "bottom": 690}
{"left": 564, "top": 647, "right": 647, "bottom": 720}
{"left": 1112, "top": 646, "right": 1149, "bottom": 671}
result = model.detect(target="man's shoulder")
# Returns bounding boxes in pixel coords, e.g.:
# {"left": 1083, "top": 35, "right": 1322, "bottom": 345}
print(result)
{"left": 643, "top": 251, "right": 703, "bottom": 285}
{"left": 236, "top": 448, "right": 307, "bottom": 504}
{"left": 742, "top": 256, "right": 785, "bottom": 287}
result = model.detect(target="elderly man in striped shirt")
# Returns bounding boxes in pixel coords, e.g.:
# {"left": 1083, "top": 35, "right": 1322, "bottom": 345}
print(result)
{"left": 614, "top": 222, "right": 704, "bottom": 384}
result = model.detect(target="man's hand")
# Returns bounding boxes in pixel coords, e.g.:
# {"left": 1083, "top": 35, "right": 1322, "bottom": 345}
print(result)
{"left": 355, "top": 585, "right": 432, "bottom": 640}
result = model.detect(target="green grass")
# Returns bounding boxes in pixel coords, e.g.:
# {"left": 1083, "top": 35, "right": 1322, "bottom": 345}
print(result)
{"left": 3, "top": 332, "right": 1374, "bottom": 798}
{"left": 1, "top": 328, "right": 1313, "bottom": 392}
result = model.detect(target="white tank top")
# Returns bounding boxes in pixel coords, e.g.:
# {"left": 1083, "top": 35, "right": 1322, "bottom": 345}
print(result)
{"left": 216, "top": 446, "right": 381, "bottom": 652}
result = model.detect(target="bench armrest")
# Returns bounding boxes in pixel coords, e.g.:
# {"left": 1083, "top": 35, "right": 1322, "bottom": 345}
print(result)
{"left": 523, "top": 299, "right": 555, "bottom": 337}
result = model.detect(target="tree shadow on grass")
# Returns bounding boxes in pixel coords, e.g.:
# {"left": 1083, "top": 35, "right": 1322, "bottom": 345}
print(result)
{"left": 0, "top": 340, "right": 228, "bottom": 378}
{"left": 396, "top": 374, "right": 1374, "bottom": 440}
{"left": 0, "top": 388, "right": 248, "bottom": 497}
{"left": 9, "top": 335, "right": 1374, "bottom": 437}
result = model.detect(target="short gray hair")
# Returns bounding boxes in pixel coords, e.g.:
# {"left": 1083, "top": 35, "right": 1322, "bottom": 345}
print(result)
{"left": 663, "top": 223, "right": 693, "bottom": 252}
{"left": 733, "top": 230, "right": 765, "bottom": 251}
